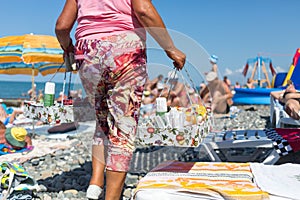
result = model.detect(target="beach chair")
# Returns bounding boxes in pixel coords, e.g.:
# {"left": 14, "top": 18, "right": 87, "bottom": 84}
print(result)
{"left": 199, "top": 129, "right": 279, "bottom": 164}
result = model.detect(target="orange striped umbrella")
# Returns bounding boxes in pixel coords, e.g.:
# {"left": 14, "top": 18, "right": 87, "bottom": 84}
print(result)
{"left": 0, "top": 34, "right": 67, "bottom": 89}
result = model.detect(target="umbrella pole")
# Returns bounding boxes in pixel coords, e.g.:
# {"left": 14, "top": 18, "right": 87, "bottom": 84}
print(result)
{"left": 61, "top": 71, "right": 67, "bottom": 107}
{"left": 68, "top": 72, "right": 72, "bottom": 98}
{"left": 31, "top": 63, "right": 35, "bottom": 135}
{"left": 31, "top": 64, "right": 35, "bottom": 99}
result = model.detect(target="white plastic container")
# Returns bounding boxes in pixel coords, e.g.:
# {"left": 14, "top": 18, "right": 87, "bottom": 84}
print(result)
{"left": 44, "top": 82, "right": 55, "bottom": 107}
{"left": 156, "top": 97, "right": 167, "bottom": 116}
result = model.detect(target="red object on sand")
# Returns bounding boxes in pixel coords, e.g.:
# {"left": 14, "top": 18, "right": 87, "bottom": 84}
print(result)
{"left": 63, "top": 99, "right": 73, "bottom": 105}
{"left": 275, "top": 128, "right": 300, "bottom": 152}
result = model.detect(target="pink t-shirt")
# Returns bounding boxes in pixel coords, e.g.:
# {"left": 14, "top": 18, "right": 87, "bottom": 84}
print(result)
{"left": 75, "top": 0, "right": 145, "bottom": 40}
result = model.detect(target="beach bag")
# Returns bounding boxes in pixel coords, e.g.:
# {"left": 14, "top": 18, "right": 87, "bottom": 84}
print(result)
{"left": 0, "top": 162, "right": 39, "bottom": 200}
{"left": 136, "top": 69, "right": 213, "bottom": 147}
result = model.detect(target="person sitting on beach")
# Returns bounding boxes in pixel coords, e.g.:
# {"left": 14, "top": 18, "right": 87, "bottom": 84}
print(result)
{"left": 27, "top": 83, "right": 37, "bottom": 100}
{"left": 0, "top": 124, "right": 32, "bottom": 150}
{"left": 144, "top": 75, "right": 165, "bottom": 99}
{"left": 223, "top": 76, "right": 231, "bottom": 89}
{"left": 37, "top": 90, "right": 44, "bottom": 103}
{"left": 200, "top": 82, "right": 210, "bottom": 103}
{"left": 142, "top": 90, "right": 155, "bottom": 105}
{"left": 187, "top": 86, "right": 203, "bottom": 106}
{"left": 234, "top": 81, "right": 241, "bottom": 89}
{"left": 56, "top": 91, "right": 68, "bottom": 103}
{"left": 145, "top": 74, "right": 164, "bottom": 90}
{"left": 205, "top": 71, "right": 233, "bottom": 114}
{"left": 245, "top": 78, "right": 255, "bottom": 89}
{"left": 166, "top": 71, "right": 186, "bottom": 107}
{"left": 271, "top": 80, "right": 300, "bottom": 120}
{"left": 0, "top": 104, "right": 24, "bottom": 127}
{"left": 140, "top": 90, "right": 156, "bottom": 118}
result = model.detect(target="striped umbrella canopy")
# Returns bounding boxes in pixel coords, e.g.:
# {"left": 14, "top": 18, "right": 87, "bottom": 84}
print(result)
{"left": 0, "top": 62, "right": 65, "bottom": 76}
{"left": 0, "top": 34, "right": 66, "bottom": 89}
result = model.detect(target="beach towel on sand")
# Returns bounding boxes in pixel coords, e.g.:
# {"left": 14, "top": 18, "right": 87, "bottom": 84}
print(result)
{"left": 0, "top": 144, "right": 33, "bottom": 155}
{"left": 0, "top": 138, "right": 74, "bottom": 164}
{"left": 251, "top": 163, "right": 300, "bottom": 199}
{"left": 0, "top": 162, "right": 38, "bottom": 200}
{"left": 134, "top": 161, "right": 269, "bottom": 200}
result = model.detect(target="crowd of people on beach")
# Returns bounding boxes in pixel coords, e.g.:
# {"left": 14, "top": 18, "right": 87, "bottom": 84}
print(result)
{"left": 140, "top": 55, "right": 236, "bottom": 116}
{"left": 140, "top": 71, "right": 203, "bottom": 117}
{"left": 27, "top": 83, "right": 83, "bottom": 105}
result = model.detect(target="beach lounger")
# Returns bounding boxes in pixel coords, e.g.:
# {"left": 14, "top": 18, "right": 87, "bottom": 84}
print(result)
{"left": 278, "top": 117, "right": 300, "bottom": 128}
{"left": 200, "top": 129, "right": 279, "bottom": 164}
{"left": 130, "top": 128, "right": 300, "bottom": 175}
{"left": 200, "top": 128, "right": 300, "bottom": 165}
{"left": 134, "top": 160, "right": 300, "bottom": 200}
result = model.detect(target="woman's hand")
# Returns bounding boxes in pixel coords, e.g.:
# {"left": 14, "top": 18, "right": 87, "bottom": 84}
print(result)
{"left": 165, "top": 47, "right": 186, "bottom": 70}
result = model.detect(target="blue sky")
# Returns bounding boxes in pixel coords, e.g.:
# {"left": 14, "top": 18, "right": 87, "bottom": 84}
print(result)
{"left": 0, "top": 0, "right": 299, "bottom": 85}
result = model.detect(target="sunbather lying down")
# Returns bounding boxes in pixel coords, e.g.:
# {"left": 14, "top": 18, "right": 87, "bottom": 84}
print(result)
{"left": 0, "top": 104, "right": 24, "bottom": 127}
{"left": 0, "top": 122, "right": 32, "bottom": 150}
{"left": 270, "top": 80, "right": 300, "bottom": 120}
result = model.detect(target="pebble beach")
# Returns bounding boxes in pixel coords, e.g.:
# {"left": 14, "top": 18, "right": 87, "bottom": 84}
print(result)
{"left": 12, "top": 105, "right": 271, "bottom": 200}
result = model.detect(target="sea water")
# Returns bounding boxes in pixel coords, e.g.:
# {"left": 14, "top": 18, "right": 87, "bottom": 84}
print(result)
{"left": 0, "top": 81, "right": 81, "bottom": 100}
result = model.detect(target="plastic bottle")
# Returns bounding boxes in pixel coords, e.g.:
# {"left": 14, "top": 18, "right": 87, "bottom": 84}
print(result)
{"left": 156, "top": 97, "right": 167, "bottom": 116}
{"left": 44, "top": 82, "right": 55, "bottom": 107}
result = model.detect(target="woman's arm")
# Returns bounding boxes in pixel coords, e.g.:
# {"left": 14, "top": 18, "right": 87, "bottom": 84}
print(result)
{"left": 284, "top": 92, "right": 300, "bottom": 100}
{"left": 55, "top": 0, "right": 77, "bottom": 51}
{"left": 270, "top": 91, "right": 283, "bottom": 99}
{"left": 132, "top": 0, "right": 186, "bottom": 70}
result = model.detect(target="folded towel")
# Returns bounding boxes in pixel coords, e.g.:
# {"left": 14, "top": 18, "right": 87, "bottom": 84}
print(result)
{"left": 251, "top": 163, "right": 300, "bottom": 199}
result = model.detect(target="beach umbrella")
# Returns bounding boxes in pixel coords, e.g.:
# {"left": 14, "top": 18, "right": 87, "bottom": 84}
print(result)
{"left": 0, "top": 34, "right": 67, "bottom": 90}
{"left": 0, "top": 62, "right": 65, "bottom": 76}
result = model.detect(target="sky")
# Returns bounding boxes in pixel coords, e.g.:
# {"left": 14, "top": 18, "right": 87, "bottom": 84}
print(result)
{"left": 0, "top": 0, "right": 299, "bottom": 85}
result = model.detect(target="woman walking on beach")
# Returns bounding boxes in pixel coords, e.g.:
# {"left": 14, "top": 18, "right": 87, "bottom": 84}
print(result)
{"left": 55, "top": 0, "right": 185, "bottom": 199}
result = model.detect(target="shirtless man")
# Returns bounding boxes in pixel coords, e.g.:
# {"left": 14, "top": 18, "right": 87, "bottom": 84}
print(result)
{"left": 205, "top": 72, "right": 233, "bottom": 114}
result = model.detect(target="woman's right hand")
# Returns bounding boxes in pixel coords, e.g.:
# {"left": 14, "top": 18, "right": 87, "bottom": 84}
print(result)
{"left": 165, "top": 47, "right": 186, "bottom": 70}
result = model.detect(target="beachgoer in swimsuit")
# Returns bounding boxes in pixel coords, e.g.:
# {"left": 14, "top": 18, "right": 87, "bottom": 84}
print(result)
{"left": 0, "top": 125, "right": 32, "bottom": 150}
{"left": 270, "top": 80, "right": 300, "bottom": 120}
{"left": 0, "top": 104, "right": 23, "bottom": 127}
{"left": 205, "top": 71, "right": 233, "bottom": 114}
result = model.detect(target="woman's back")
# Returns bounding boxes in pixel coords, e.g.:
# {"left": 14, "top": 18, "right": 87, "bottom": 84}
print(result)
{"left": 76, "top": 0, "right": 145, "bottom": 40}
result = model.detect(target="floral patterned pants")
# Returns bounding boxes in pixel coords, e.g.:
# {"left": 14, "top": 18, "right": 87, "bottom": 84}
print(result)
{"left": 76, "top": 32, "right": 147, "bottom": 171}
